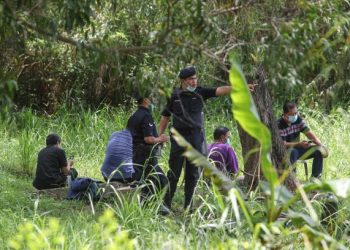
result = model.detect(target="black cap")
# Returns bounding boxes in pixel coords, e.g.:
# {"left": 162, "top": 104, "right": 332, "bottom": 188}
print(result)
{"left": 178, "top": 66, "right": 196, "bottom": 79}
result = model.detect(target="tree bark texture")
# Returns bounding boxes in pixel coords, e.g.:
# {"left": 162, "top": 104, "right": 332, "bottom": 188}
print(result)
{"left": 238, "top": 65, "right": 297, "bottom": 191}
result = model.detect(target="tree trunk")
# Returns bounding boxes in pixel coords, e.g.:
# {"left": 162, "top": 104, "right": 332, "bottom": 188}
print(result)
{"left": 238, "top": 65, "right": 297, "bottom": 191}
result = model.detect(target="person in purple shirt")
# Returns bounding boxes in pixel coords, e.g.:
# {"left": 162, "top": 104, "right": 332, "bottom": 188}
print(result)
{"left": 207, "top": 127, "right": 239, "bottom": 177}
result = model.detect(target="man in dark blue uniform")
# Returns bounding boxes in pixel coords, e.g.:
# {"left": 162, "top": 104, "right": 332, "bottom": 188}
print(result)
{"left": 159, "top": 66, "right": 234, "bottom": 210}
{"left": 127, "top": 93, "right": 169, "bottom": 199}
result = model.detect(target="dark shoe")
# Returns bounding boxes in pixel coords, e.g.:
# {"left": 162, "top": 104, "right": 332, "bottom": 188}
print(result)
{"left": 184, "top": 206, "right": 195, "bottom": 215}
{"left": 158, "top": 204, "right": 171, "bottom": 216}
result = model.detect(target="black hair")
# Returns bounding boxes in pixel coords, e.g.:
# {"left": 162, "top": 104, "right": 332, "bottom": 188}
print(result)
{"left": 46, "top": 134, "right": 61, "bottom": 146}
{"left": 137, "top": 97, "right": 145, "bottom": 105}
{"left": 133, "top": 90, "right": 151, "bottom": 105}
{"left": 283, "top": 101, "right": 297, "bottom": 113}
{"left": 213, "top": 127, "right": 230, "bottom": 140}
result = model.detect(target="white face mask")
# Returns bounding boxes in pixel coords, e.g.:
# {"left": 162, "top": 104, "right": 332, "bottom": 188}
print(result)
{"left": 225, "top": 138, "right": 231, "bottom": 145}
{"left": 149, "top": 104, "right": 155, "bottom": 112}
{"left": 186, "top": 85, "right": 196, "bottom": 92}
{"left": 288, "top": 114, "right": 298, "bottom": 123}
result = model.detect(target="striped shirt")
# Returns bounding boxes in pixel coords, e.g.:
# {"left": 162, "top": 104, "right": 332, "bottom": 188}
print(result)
{"left": 101, "top": 130, "right": 134, "bottom": 180}
{"left": 277, "top": 116, "right": 310, "bottom": 142}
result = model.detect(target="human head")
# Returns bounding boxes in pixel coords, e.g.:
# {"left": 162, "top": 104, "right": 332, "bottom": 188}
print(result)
{"left": 283, "top": 101, "right": 298, "bottom": 123}
{"left": 179, "top": 66, "right": 198, "bottom": 91}
{"left": 137, "top": 96, "right": 152, "bottom": 106}
{"left": 134, "top": 90, "right": 154, "bottom": 109}
{"left": 46, "top": 134, "right": 61, "bottom": 147}
{"left": 213, "top": 127, "right": 230, "bottom": 143}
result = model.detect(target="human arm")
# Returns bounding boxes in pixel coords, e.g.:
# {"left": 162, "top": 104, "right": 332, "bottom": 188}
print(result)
{"left": 61, "top": 159, "right": 73, "bottom": 176}
{"left": 159, "top": 116, "right": 170, "bottom": 135}
{"left": 215, "top": 84, "right": 257, "bottom": 97}
{"left": 140, "top": 114, "right": 169, "bottom": 145}
{"left": 144, "top": 134, "right": 169, "bottom": 144}
{"left": 59, "top": 150, "right": 73, "bottom": 176}
{"left": 283, "top": 140, "right": 309, "bottom": 149}
{"left": 305, "top": 130, "right": 322, "bottom": 146}
{"left": 226, "top": 147, "right": 239, "bottom": 174}
{"left": 215, "top": 86, "right": 232, "bottom": 96}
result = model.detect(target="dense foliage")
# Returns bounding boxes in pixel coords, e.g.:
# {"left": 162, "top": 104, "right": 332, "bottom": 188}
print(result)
{"left": 1, "top": 0, "right": 350, "bottom": 249}
{"left": 0, "top": 0, "right": 349, "bottom": 111}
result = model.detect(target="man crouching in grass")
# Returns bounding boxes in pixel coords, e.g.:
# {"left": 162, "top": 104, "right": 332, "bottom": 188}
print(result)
{"left": 33, "top": 134, "right": 74, "bottom": 190}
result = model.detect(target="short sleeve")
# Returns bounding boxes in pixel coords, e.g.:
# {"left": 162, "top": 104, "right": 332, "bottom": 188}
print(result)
{"left": 140, "top": 114, "right": 155, "bottom": 137}
{"left": 58, "top": 149, "right": 68, "bottom": 168}
{"left": 300, "top": 119, "right": 310, "bottom": 133}
{"left": 199, "top": 87, "right": 217, "bottom": 100}
{"left": 277, "top": 119, "right": 287, "bottom": 141}
{"left": 279, "top": 130, "right": 287, "bottom": 141}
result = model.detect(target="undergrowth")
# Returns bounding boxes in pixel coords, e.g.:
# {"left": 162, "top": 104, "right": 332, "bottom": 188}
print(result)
{"left": 0, "top": 104, "right": 349, "bottom": 249}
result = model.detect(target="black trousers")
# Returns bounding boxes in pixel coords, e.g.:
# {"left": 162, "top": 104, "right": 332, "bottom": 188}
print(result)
{"left": 164, "top": 129, "right": 204, "bottom": 209}
{"left": 133, "top": 144, "right": 168, "bottom": 196}
{"left": 33, "top": 173, "right": 68, "bottom": 190}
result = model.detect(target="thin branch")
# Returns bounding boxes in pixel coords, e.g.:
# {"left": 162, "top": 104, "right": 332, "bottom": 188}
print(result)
{"left": 21, "top": 20, "right": 158, "bottom": 53}
{"left": 210, "top": 1, "right": 253, "bottom": 16}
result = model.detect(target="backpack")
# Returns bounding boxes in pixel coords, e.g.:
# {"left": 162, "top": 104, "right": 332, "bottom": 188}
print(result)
{"left": 66, "top": 178, "right": 102, "bottom": 201}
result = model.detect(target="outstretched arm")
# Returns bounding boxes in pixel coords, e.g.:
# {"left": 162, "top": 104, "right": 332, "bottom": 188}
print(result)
{"left": 215, "top": 84, "right": 257, "bottom": 96}
{"left": 216, "top": 86, "right": 232, "bottom": 96}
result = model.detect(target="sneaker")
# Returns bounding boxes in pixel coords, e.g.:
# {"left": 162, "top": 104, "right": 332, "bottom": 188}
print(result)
{"left": 309, "top": 175, "right": 322, "bottom": 183}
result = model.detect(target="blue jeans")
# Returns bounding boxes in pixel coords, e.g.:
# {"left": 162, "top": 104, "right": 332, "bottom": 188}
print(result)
{"left": 289, "top": 147, "right": 323, "bottom": 178}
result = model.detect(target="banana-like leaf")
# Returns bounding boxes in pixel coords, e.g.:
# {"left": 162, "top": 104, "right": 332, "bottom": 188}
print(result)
{"left": 260, "top": 181, "right": 294, "bottom": 203}
{"left": 303, "top": 178, "right": 350, "bottom": 198}
{"left": 229, "top": 54, "right": 278, "bottom": 185}
{"left": 287, "top": 211, "right": 319, "bottom": 228}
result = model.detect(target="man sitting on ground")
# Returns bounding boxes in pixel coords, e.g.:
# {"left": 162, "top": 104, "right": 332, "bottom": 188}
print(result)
{"left": 277, "top": 101, "right": 325, "bottom": 179}
{"left": 101, "top": 92, "right": 170, "bottom": 214}
{"left": 207, "top": 127, "right": 239, "bottom": 177}
{"left": 101, "top": 129, "right": 135, "bottom": 183}
{"left": 33, "top": 134, "right": 74, "bottom": 190}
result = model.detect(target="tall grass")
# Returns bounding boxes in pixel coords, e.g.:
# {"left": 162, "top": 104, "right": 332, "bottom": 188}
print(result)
{"left": 0, "top": 103, "right": 350, "bottom": 249}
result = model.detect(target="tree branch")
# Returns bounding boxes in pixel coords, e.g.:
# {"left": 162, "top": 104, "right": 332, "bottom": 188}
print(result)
{"left": 210, "top": 1, "right": 253, "bottom": 16}
{"left": 21, "top": 20, "right": 158, "bottom": 53}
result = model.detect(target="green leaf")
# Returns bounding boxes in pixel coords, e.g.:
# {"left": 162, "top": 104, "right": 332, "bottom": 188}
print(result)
{"left": 303, "top": 178, "right": 350, "bottom": 198}
{"left": 260, "top": 181, "right": 294, "bottom": 204}
{"left": 287, "top": 211, "right": 319, "bottom": 228}
{"left": 229, "top": 54, "right": 278, "bottom": 186}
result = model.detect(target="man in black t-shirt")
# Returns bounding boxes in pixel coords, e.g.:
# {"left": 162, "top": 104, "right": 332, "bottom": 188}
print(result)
{"left": 33, "top": 134, "right": 74, "bottom": 190}
{"left": 159, "top": 66, "right": 239, "bottom": 211}
{"left": 277, "top": 101, "right": 325, "bottom": 179}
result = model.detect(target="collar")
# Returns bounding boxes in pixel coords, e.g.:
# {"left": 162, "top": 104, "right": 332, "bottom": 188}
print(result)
{"left": 281, "top": 115, "right": 292, "bottom": 126}
{"left": 176, "top": 87, "right": 199, "bottom": 95}
{"left": 138, "top": 106, "right": 150, "bottom": 112}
